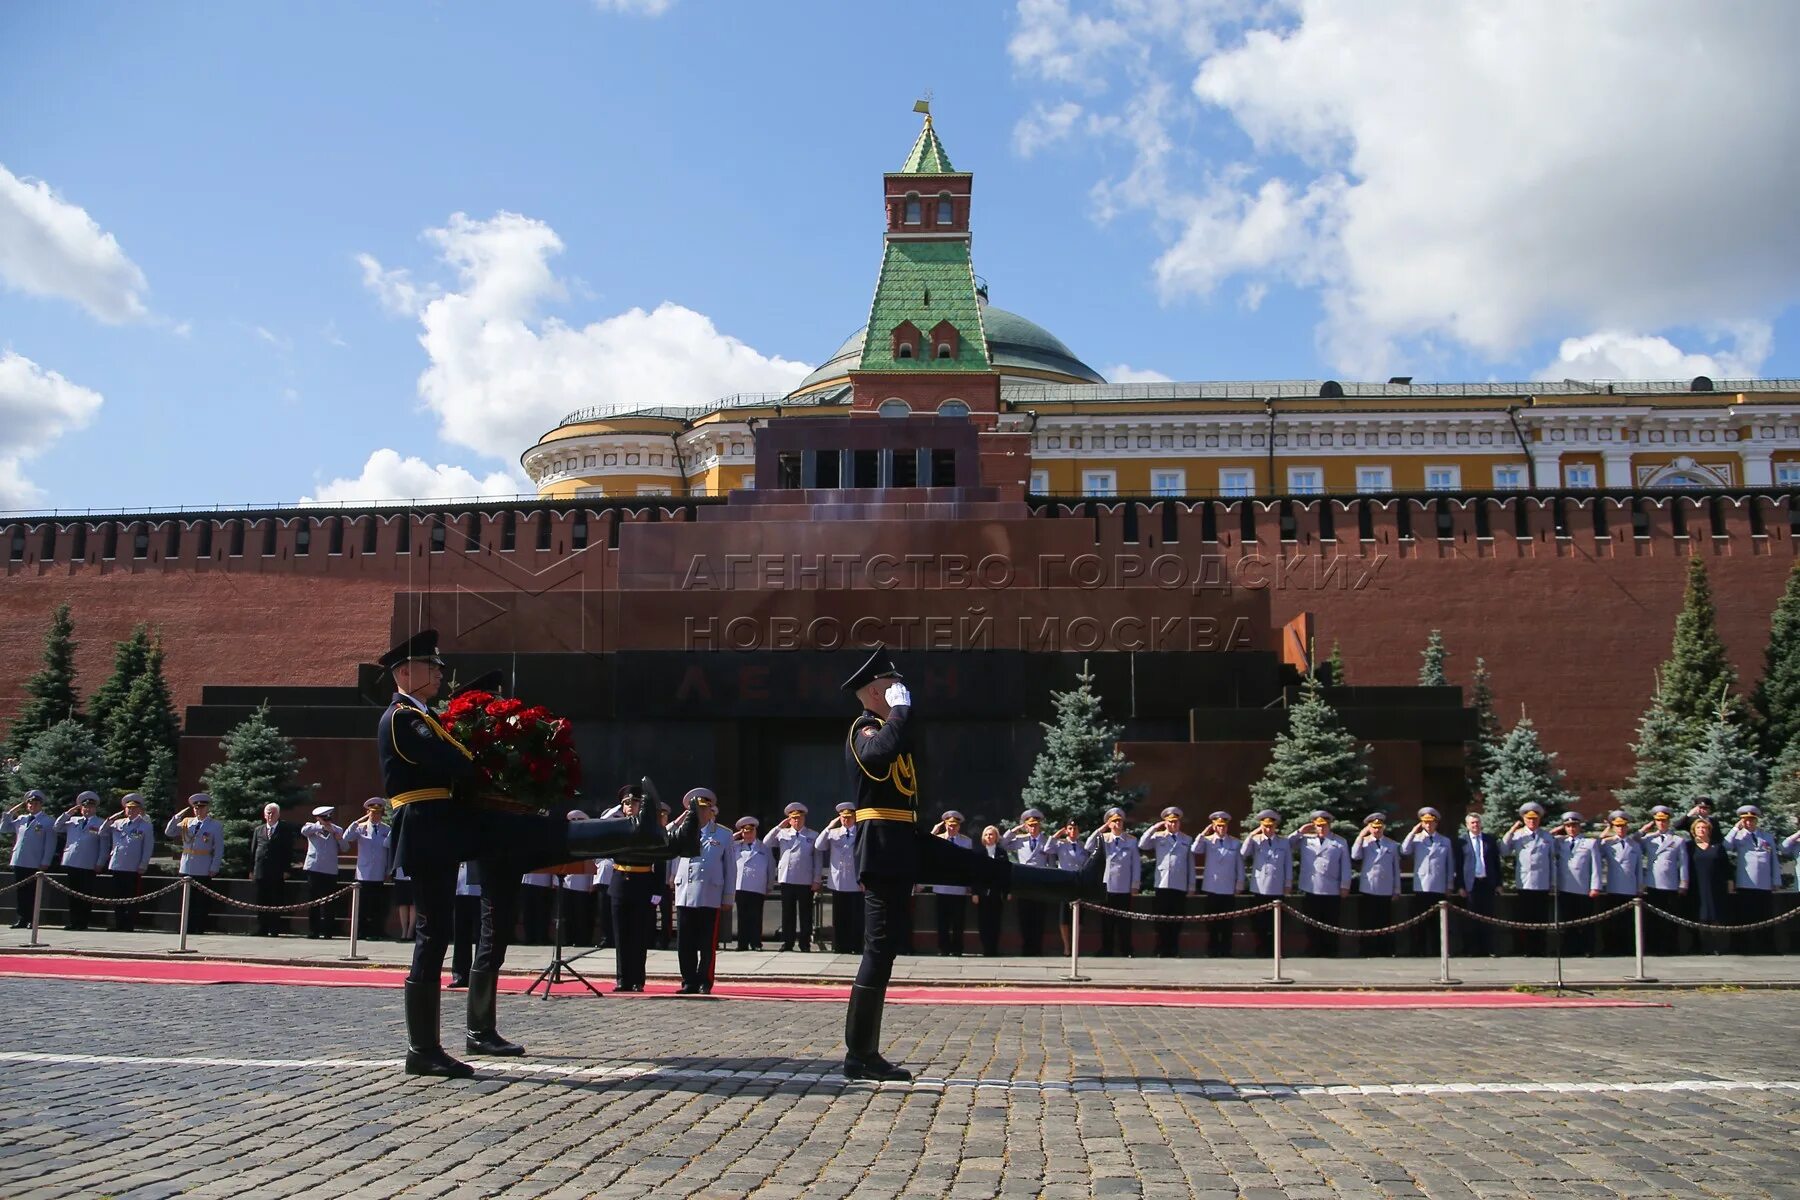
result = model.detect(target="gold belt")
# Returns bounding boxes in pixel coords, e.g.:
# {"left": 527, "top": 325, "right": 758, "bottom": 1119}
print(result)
{"left": 389, "top": 788, "right": 453, "bottom": 808}
{"left": 856, "top": 807, "right": 916, "bottom": 823}
{"left": 614, "top": 864, "right": 654, "bottom": 874}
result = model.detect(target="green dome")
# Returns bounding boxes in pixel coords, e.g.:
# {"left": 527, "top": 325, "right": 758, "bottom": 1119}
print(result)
{"left": 790, "top": 305, "right": 1105, "bottom": 394}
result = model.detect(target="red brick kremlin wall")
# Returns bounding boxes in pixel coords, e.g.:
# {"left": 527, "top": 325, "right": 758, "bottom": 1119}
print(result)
{"left": 1, "top": 494, "right": 1793, "bottom": 807}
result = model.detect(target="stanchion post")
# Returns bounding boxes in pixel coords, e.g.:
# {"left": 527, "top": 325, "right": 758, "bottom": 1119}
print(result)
{"left": 1632, "top": 898, "right": 1655, "bottom": 983}
{"left": 342, "top": 882, "right": 366, "bottom": 962}
{"left": 1065, "top": 901, "right": 1089, "bottom": 981}
{"left": 22, "top": 872, "right": 47, "bottom": 948}
{"left": 168, "top": 876, "right": 197, "bottom": 955}
{"left": 1268, "top": 900, "right": 1293, "bottom": 985}
{"left": 1435, "top": 901, "right": 1460, "bottom": 986}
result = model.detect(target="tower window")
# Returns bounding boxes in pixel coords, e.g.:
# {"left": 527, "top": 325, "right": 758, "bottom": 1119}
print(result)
{"left": 903, "top": 193, "right": 921, "bottom": 225}
{"left": 935, "top": 344, "right": 951, "bottom": 359}
{"left": 936, "top": 193, "right": 953, "bottom": 225}
{"left": 897, "top": 343, "right": 914, "bottom": 359}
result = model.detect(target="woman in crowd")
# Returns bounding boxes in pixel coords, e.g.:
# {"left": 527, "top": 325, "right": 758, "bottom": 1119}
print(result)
{"left": 1687, "top": 816, "right": 1730, "bottom": 956}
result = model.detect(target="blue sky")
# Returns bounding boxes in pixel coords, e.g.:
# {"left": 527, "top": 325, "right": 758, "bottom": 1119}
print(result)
{"left": 2, "top": 1, "right": 1796, "bottom": 511}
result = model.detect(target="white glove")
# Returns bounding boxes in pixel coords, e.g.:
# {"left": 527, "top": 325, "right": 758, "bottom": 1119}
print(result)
{"left": 885, "top": 682, "right": 912, "bottom": 708}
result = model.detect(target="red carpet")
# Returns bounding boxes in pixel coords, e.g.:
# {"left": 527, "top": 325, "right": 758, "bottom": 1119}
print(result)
{"left": 0, "top": 955, "right": 1652, "bottom": 1008}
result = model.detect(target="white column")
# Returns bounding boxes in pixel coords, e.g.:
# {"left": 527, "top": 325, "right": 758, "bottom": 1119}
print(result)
{"left": 1739, "top": 446, "right": 1774, "bottom": 487}
{"left": 1601, "top": 450, "right": 1635, "bottom": 489}
{"left": 1530, "top": 447, "right": 1563, "bottom": 490}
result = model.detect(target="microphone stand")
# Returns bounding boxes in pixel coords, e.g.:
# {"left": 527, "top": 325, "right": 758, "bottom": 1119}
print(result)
{"left": 527, "top": 881, "right": 602, "bottom": 999}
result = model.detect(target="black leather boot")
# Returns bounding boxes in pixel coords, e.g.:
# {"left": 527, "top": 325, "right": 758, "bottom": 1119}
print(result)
{"left": 842, "top": 983, "right": 912, "bottom": 1082}
{"left": 665, "top": 798, "right": 704, "bottom": 859}
{"left": 567, "top": 777, "right": 667, "bottom": 857}
{"left": 1007, "top": 853, "right": 1107, "bottom": 902}
{"left": 465, "top": 969, "right": 525, "bottom": 1056}
{"left": 404, "top": 981, "right": 474, "bottom": 1078}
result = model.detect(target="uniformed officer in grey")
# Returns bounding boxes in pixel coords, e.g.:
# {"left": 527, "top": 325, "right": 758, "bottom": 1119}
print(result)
{"left": 765, "top": 802, "right": 819, "bottom": 951}
{"left": 1139, "top": 806, "right": 1196, "bottom": 958}
{"left": 301, "top": 805, "right": 345, "bottom": 939}
{"left": 1596, "top": 809, "right": 1644, "bottom": 954}
{"left": 1291, "top": 810, "right": 1351, "bottom": 956}
{"left": 1350, "top": 812, "right": 1401, "bottom": 956}
{"left": 4, "top": 790, "right": 57, "bottom": 928}
{"left": 1637, "top": 804, "right": 1689, "bottom": 954}
{"left": 816, "top": 802, "right": 863, "bottom": 954}
{"left": 1196, "top": 810, "right": 1244, "bottom": 956}
{"left": 343, "top": 798, "right": 395, "bottom": 939}
{"left": 730, "top": 816, "right": 771, "bottom": 951}
{"left": 166, "top": 794, "right": 224, "bottom": 934}
{"left": 1724, "top": 804, "right": 1780, "bottom": 952}
{"left": 1051, "top": 818, "right": 1090, "bottom": 956}
{"left": 673, "top": 789, "right": 734, "bottom": 994}
{"left": 1400, "top": 807, "right": 1453, "bottom": 955}
{"left": 1002, "top": 809, "right": 1058, "bottom": 956}
{"left": 54, "top": 791, "right": 108, "bottom": 930}
{"left": 1501, "top": 801, "right": 1555, "bottom": 955}
{"left": 928, "top": 810, "right": 973, "bottom": 955}
{"left": 1083, "top": 807, "right": 1141, "bottom": 956}
{"left": 1550, "top": 811, "right": 1602, "bottom": 956}
{"left": 1240, "top": 810, "right": 1290, "bottom": 955}
{"left": 103, "top": 795, "right": 154, "bottom": 931}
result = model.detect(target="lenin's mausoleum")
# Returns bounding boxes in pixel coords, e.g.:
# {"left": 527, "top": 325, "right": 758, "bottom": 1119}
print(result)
{"left": 4, "top": 112, "right": 1799, "bottom": 829}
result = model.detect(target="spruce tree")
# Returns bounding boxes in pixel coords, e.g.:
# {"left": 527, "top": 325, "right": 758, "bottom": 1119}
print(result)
{"left": 89, "top": 625, "right": 153, "bottom": 742}
{"left": 1020, "top": 661, "right": 1137, "bottom": 829}
{"left": 1479, "top": 717, "right": 1573, "bottom": 830}
{"left": 1419, "top": 630, "right": 1449, "bottom": 687}
{"left": 1753, "top": 560, "right": 1800, "bottom": 757}
{"left": 140, "top": 743, "right": 179, "bottom": 821}
{"left": 15, "top": 719, "right": 110, "bottom": 809}
{"left": 1326, "top": 641, "right": 1347, "bottom": 687}
{"left": 200, "top": 705, "right": 310, "bottom": 876}
{"left": 1682, "top": 700, "right": 1766, "bottom": 818}
{"left": 1761, "top": 733, "right": 1800, "bottom": 841}
{"left": 1467, "top": 657, "right": 1502, "bottom": 780}
{"left": 1614, "top": 688, "right": 1689, "bottom": 820}
{"left": 105, "top": 660, "right": 181, "bottom": 801}
{"left": 6, "top": 604, "right": 83, "bottom": 760}
{"left": 1249, "top": 672, "right": 1372, "bottom": 830}
{"left": 1655, "top": 555, "right": 1737, "bottom": 739}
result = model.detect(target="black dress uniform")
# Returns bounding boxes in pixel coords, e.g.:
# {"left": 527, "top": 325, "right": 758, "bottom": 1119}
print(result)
{"left": 373, "top": 629, "right": 665, "bottom": 1078}
{"left": 840, "top": 646, "right": 1105, "bottom": 1082}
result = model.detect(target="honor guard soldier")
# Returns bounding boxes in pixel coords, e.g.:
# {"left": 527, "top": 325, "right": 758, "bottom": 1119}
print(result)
{"left": 1051, "top": 817, "right": 1089, "bottom": 956}
{"left": 1291, "top": 810, "right": 1351, "bottom": 956}
{"left": 5, "top": 790, "right": 56, "bottom": 928}
{"left": 839, "top": 646, "right": 1105, "bottom": 1081}
{"left": 731, "top": 816, "right": 771, "bottom": 950}
{"left": 1401, "top": 808, "right": 1454, "bottom": 955}
{"left": 54, "top": 792, "right": 107, "bottom": 931}
{"left": 1550, "top": 811, "right": 1601, "bottom": 955}
{"left": 373, "top": 629, "right": 666, "bottom": 1077}
{"left": 607, "top": 787, "right": 663, "bottom": 994}
{"left": 1241, "top": 810, "right": 1291, "bottom": 955}
{"left": 343, "top": 799, "right": 395, "bottom": 939}
{"left": 1002, "top": 810, "right": 1058, "bottom": 956}
{"left": 1197, "top": 811, "right": 1245, "bottom": 956}
{"left": 1597, "top": 809, "right": 1644, "bottom": 954}
{"left": 103, "top": 795, "right": 154, "bottom": 931}
{"left": 765, "top": 802, "right": 820, "bottom": 951}
{"left": 250, "top": 803, "right": 302, "bottom": 936}
{"left": 817, "top": 802, "right": 863, "bottom": 953}
{"left": 1501, "top": 802, "right": 1555, "bottom": 955}
{"left": 1083, "top": 808, "right": 1141, "bottom": 957}
{"left": 1350, "top": 813, "right": 1401, "bottom": 956}
{"left": 673, "top": 790, "right": 733, "bottom": 994}
{"left": 301, "top": 805, "right": 345, "bottom": 939}
{"left": 166, "top": 795, "right": 223, "bottom": 934}
{"left": 928, "top": 811, "right": 973, "bottom": 956}
{"left": 1140, "top": 807, "right": 1196, "bottom": 958}
{"left": 1639, "top": 805, "right": 1689, "bottom": 954}
{"left": 1725, "top": 805, "right": 1779, "bottom": 952}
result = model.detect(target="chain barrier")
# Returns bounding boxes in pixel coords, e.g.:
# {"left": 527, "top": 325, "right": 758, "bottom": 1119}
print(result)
{"left": 1456, "top": 904, "right": 1631, "bottom": 932}
{"left": 1075, "top": 899, "right": 1279, "bottom": 923}
{"left": 1279, "top": 904, "right": 1441, "bottom": 938}
{"left": 38, "top": 875, "right": 187, "bottom": 905}
{"left": 188, "top": 881, "right": 355, "bottom": 913}
{"left": 1644, "top": 903, "right": 1800, "bottom": 935}
{"left": 0, "top": 877, "right": 23, "bottom": 897}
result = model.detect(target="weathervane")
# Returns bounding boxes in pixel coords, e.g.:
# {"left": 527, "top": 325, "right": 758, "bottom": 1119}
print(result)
{"left": 914, "top": 91, "right": 933, "bottom": 121}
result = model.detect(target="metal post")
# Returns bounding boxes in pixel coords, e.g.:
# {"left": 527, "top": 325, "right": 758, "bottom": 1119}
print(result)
{"left": 1268, "top": 900, "right": 1293, "bottom": 985}
{"left": 1631, "top": 898, "right": 1656, "bottom": 983}
{"left": 21, "top": 872, "right": 47, "bottom": 948}
{"left": 1435, "top": 901, "right": 1460, "bottom": 986}
{"left": 342, "top": 882, "right": 366, "bottom": 962}
{"left": 1065, "top": 901, "right": 1089, "bottom": 981}
{"left": 169, "top": 876, "right": 197, "bottom": 955}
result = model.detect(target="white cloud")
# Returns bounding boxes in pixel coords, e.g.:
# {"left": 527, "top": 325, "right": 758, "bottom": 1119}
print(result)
{"left": 1535, "top": 325, "right": 1772, "bottom": 383}
{"left": 592, "top": 0, "right": 676, "bottom": 14}
{"left": 0, "top": 351, "right": 105, "bottom": 508}
{"left": 0, "top": 163, "right": 149, "bottom": 323}
{"left": 360, "top": 211, "right": 811, "bottom": 457}
{"left": 1014, "top": 1, "right": 1800, "bottom": 377}
{"left": 1015, "top": 101, "right": 1088, "bottom": 157}
{"left": 1102, "top": 363, "right": 1173, "bottom": 383}
{"left": 357, "top": 252, "right": 434, "bottom": 316}
{"left": 302, "top": 448, "right": 525, "bottom": 505}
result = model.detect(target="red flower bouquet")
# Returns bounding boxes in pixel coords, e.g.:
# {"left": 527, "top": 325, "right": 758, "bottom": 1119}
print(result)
{"left": 439, "top": 690, "right": 582, "bottom": 810}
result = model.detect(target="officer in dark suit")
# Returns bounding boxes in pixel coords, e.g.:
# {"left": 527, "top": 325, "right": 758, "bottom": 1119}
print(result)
{"left": 841, "top": 646, "right": 1105, "bottom": 1081}
{"left": 1455, "top": 812, "right": 1502, "bottom": 956}
{"left": 250, "top": 804, "right": 302, "bottom": 935}
{"left": 376, "top": 629, "right": 668, "bottom": 1078}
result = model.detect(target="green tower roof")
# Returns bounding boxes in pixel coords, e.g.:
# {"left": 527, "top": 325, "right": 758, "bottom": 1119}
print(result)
{"left": 899, "top": 116, "right": 956, "bottom": 175}
{"left": 858, "top": 241, "right": 991, "bottom": 372}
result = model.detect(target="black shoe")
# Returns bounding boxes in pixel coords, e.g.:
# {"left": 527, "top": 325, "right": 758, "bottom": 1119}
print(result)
{"left": 447, "top": 976, "right": 469, "bottom": 990}
{"left": 405, "top": 1046, "right": 475, "bottom": 1078}
{"left": 843, "top": 1053, "right": 913, "bottom": 1082}
{"left": 675, "top": 983, "right": 698, "bottom": 995}
{"left": 698, "top": 984, "right": 713, "bottom": 994}
{"left": 403, "top": 981, "right": 474, "bottom": 1078}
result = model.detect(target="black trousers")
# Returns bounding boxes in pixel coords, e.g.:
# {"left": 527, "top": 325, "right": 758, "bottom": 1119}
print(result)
{"left": 450, "top": 893, "right": 480, "bottom": 981}
{"left": 1098, "top": 893, "right": 1134, "bottom": 957}
{"left": 609, "top": 871, "right": 658, "bottom": 989}
{"left": 306, "top": 871, "right": 337, "bottom": 936}
{"left": 1462, "top": 884, "right": 1498, "bottom": 955}
{"left": 778, "top": 883, "right": 813, "bottom": 950}
{"left": 358, "top": 880, "right": 389, "bottom": 939}
{"left": 562, "top": 889, "right": 594, "bottom": 946}
{"left": 1511, "top": 889, "right": 1549, "bottom": 956}
{"left": 254, "top": 875, "right": 285, "bottom": 935}
{"left": 520, "top": 883, "right": 552, "bottom": 945}
{"left": 1408, "top": 891, "right": 1448, "bottom": 956}
{"left": 12, "top": 867, "right": 40, "bottom": 926}
{"left": 734, "top": 891, "right": 765, "bottom": 950}
{"left": 1015, "top": 898, "right": 1047, "bottom": 956}
{"left": 1246, "top": 892, "right": 1279, "bottom": 955}
{"left": 181, "top": 874, "right": 211, "bottom": 934}
{"left": 1734, "top": 889, "right": 1775, "bottom": 954}
{"left": 1151, "top": 888, "right": 1187, "bottom": 957}
{"left": 1553, "top": 891, "right": 1593, "bottom": 956}
{"left": 1200, "top": 892, "right": 1237, "bottom": 955}
{"left": 111, "top": 871, "right": 141, "bottom": 931}
{"left": 1357, "top": 893, "right": 1396, "bottom": 957}
{"left": 830, "top": 889, "right": 863, "bottom": 953}
{"left": 595, "top": 883, "right": 615, "bottom": 947}
{"left": 856, "top": 833, "right": 1011, "bottom": 989}
{"left": 935, "top": 893, "right": 968, "bottom": 955}
{"left": 1298, "top": 891, "right": 1341, "bottom": 956}
{"left": 975, "top": 891, "right": 1004, "bottom": 955}
{"left": 1644, "top": 887, "right": 1684, "bottom": 955}
{"left": 676, "top": 905, "right": 720, "bottom": 989}
{"left": 656, "top": 884, "right": 675, "bottom": 949}
{"left": 63, "top": 866, "right": 95, "bottom": 930}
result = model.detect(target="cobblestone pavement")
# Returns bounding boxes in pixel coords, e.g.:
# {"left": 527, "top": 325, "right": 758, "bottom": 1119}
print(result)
{"left": 1, "top": 980, "right": 1797, "bottom": 1200}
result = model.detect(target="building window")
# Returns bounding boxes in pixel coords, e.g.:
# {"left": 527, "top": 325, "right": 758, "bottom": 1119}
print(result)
{"left": 1150, "top": 469, "right": 1186, "bottom": 497}
{"left": 877, "top": 398, "right": 910, "bottom": 418}
{"left": 637, "top": 485, "right": 672, "bottom": 497}
{"left": 1219, "top": 469, "right": 1254, "bottom": 497}
{"left": 741, "top": 474, "right": 755, "bottom": 490}
{"left": 936, "top": 193, "right": 953, "bottom": 224}
{"left": 938, "top": 398, "right": 969, "bottom": 418}
{"left": 935, "top": 344, "right": 952, "bottom": 359}
{"left": 1493, "top": 464, "right": 1527, "bottom": 490}
{"left": 575, "top": 486, "right": 606, "bottom": 498}
{"left": 1425, "top": 466, "right": 1461, "bottom": 491}
{"left": 897, "top": 343, "right": 914, "bottom": 359}
{"left": 1082, "top": 470, "right": 1116, "bottom": 497}
{"left": 1564, "top": 464, "right": 1596, "bottom": 489}
{"left": 903, "top": 193, "right": 921, "bottom": 225}
{"left": 1029, "top": 469, "right": 1050, "bottom": 494}
{"left": 1356, "top": 466, "right": 1392, "bottom": 494}
{"left": 1776, "top": 463, "right": 1800, "bottom": 487}
{"left": 1287, "top": 468, "right": 1323, "bottom": 495}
